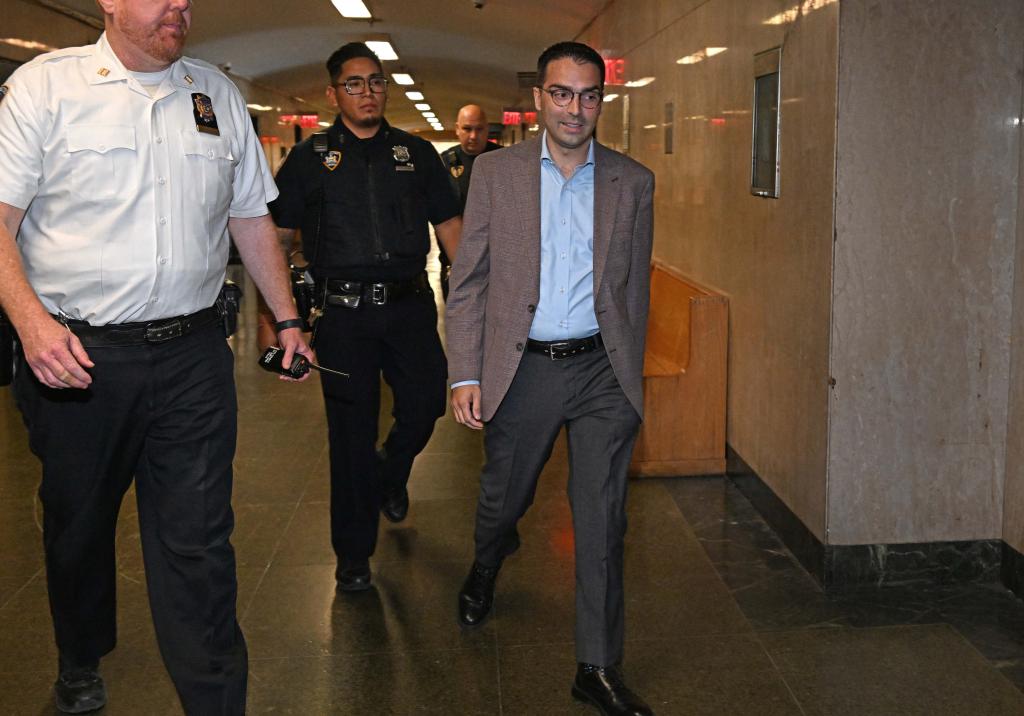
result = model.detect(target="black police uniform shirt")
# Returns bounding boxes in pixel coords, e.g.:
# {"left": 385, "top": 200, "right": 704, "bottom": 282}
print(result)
{"left": 270, "top": 117, "right": 460, "bottom": 283}
{"left": 442, "top": 141, "right": 501, "bottom": 212}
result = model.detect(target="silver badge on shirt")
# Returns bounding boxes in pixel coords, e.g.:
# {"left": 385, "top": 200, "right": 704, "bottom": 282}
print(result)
{"left": 393, "top": 145, "right": 414, "bottom": 171}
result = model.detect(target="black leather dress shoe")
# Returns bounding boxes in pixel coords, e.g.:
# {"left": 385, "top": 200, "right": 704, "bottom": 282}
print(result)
{"left": 572, "top": 663, "right": 653, "bottom": 716}
{"left": 381, "top": 486, "right": 409, "bottom": 523}
{"left": 458, "top": 561, "right": 500, "bottom": 627}
{"left": 336, "top": 559, "right": 372, "bottom": 592}
{"left": 54, "top": 667, "right": 107, "bottom": 714}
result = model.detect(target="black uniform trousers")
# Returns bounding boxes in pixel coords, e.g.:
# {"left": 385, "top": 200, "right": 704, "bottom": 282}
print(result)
{"left": 314, "top": 287, "right": 447, "bottom": 562}
{"left": 13, "top": 324, "right": 246, "bottom": 715}
{"left": 474, "top": 346, "right": 640, "bottom": 667}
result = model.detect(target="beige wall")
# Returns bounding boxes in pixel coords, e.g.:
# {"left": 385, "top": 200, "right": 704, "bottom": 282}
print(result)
{"left": 580, "top": 0, "right": 840, "bottom": 540}
{"left": 828, "top": 0, "right": 1024, "bottom": 545}
{"left": 3, "top": 0, "right": 100, "bottom": 64}
{"left": 1005, "top": 80, "right": 1024, "bottom": 555}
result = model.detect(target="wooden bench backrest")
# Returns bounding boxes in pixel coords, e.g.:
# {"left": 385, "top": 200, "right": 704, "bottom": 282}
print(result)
{"left": 646, "top": 264, "right": 713, "bottom": 371}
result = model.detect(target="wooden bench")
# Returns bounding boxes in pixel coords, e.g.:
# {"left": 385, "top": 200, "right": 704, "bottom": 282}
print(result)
{"left": 629, "top": 263, "right": 728, "bottom": 477}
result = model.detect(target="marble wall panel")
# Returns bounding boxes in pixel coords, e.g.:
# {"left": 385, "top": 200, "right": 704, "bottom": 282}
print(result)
{"left": 829, "top": 0, "right": 1024, "bottom": 544}
{"left": 1004, "top": 78, "right": 1024, "bottom": 555}
{"left": 581, "top": 0, "right": 840, "bottom": 540}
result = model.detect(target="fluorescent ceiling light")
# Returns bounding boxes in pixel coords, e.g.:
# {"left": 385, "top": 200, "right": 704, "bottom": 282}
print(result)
{"left": 246, "top": 103, "right": 274, "bottom": 111}
{"left": 331, "top": 0, "right": 371, "bottom": 18}
{"left": 414, "top": 103, "right": 431, "bottom": 111}
{"left": 365, "top": 40, "right": 398, "bottom": 61}
{"left": 624, "top": 76, "right": 655, "bottom": 88}
{"left": 392, "top": 73, "right": 414, "bottom": 85}
{"left": 318, "top": 121, "right": 332, "bottom": 127}
{"left": 0, "top": 38, "right": 57, "bottom": 52}
{"left": 422, "top": 111, "right": 436, "bottom": 118}
{"left": 405, "top": 91, "right": 425, "bottom": 100}
{"left": 603, "top": 93, "right": 619, "bottom": 102}
{"left": 706, "top": 47, "right": 728, "bottom": 56}
{"left": 642, "top": 124, "right": 657, "bottom": 129}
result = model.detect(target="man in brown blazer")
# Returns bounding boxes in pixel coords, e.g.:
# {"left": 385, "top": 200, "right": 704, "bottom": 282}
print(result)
{"left": 446, "top": 42, "right": 655, "bottom": 716}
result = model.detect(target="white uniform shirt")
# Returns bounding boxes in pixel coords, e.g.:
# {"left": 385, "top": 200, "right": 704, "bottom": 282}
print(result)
{"left": 0, "top": 34, "right": 278, "bottom": 324}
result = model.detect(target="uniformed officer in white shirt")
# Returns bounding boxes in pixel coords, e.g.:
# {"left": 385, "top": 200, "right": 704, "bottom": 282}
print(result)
{"left": 0, "top": 1, "right": 311, "bottom": 713}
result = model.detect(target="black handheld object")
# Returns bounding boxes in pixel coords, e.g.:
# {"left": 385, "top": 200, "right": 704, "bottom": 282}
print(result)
{"left": 258, "top": 346, "right": 349, "bottom": 379}
{"left": 259, "top": 346, "right": 311, "bottom": 379}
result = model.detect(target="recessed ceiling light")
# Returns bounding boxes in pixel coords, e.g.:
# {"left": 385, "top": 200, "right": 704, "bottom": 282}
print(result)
{"left": 365, "top": 40, "right": 398, "bottom": 61}
{"left": 246, "top": 103, "right": 273, "bottom": 111}
{"left": 330, "top": 0, "right": 371, "bottom": 18}
{"left": 392, "top": 73, "right": 414, "bottom": 85}
{"left": 318, "top": 121, "right": 332, "bottom": 127}
{"left": 0, "top": 38, "right": 57, "bottom": 52}
{"left": 422, "top": 112, "right": 436, "bottom": 118}
{"left": 624, "top": 76, "right": 655, "bottom": 87}
{"left": 405, "top": 91, "right": 425, "bottom": 100}
{"left": 603, "top": 94, "right": 619, "bottom": 103}
{"left": 414, "top": 103, "right": 431, "bottom": 111}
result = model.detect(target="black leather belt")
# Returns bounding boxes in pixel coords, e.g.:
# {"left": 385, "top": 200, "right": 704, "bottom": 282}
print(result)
{"left": 58, "top": 306, "right": 222, "bottom": 348}
{"left": 526, "top": 333, "right": 603, "bottom": 361}
{"left": 321, "top": 273, "right": 430, "bottom": 308}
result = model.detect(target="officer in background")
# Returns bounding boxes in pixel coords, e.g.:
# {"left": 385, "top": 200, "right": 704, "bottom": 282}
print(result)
{"left": 439, "top": 104, "right": 500, "bottom": 299}
{"left": 0, "top": 0, "right": 310, "bottom": 713}
{"left": 269, "top": 43, "right": 462, "bottom": 592}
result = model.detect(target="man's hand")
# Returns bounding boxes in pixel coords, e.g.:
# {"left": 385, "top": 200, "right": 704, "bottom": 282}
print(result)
{"left": 20, "top": 316, "right": 94, "bottom": 389}
{"left": 451, "top": 384, "right": 483, "bottom": 429}
{"left": 276, "top": 326, "right": 316, "bottom": 382}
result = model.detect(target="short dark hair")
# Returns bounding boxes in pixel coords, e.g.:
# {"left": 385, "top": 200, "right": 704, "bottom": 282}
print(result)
{"left": 326, "top": 42, "right": 383, "bottom": 83}
{"left": 536, "top": 41, "right": 605, "bottom": 87}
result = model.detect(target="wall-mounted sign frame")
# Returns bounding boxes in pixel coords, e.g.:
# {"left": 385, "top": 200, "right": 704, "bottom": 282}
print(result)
{"left": 751, "top": 47, "right": 782, "bottom": 198}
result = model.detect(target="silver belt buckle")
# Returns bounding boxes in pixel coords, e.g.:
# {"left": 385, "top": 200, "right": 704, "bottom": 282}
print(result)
{"left": 370, "top": 283, "right": 388, "bottom": 305}
{"left": 548, "top": 341, "right": 571, "bottom": 360}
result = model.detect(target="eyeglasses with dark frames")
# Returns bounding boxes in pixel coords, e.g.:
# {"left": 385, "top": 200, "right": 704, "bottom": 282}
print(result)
{"left": 537, "top": 86, "right": 603, "bottom": 110}
{"left": 334, "top": 76, "right": 389, "bottom": 95}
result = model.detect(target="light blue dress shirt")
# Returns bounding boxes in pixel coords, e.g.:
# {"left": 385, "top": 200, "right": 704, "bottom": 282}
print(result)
{"left": 529, "top": 133, "right": 599, "bottom": 341}
{"left": 451, "top": 134, "right": 599, "bottom": 388}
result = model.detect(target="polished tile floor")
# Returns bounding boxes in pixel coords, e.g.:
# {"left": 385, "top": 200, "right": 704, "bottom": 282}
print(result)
{"left": 3, "top": 266, "right": 1024, "bottom": 714}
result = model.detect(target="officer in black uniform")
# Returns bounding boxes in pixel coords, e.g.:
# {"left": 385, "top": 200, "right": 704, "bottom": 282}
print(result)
{"left": 439, "top": 104, "right": 500, "bottom": 300}
{"left": 269, "top": 43, "right": 462, "bottom": 591}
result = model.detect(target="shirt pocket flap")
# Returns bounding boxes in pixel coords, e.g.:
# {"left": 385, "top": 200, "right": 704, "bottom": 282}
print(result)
{"left": 66, "top": 124, "right": 136, "bottom": 154}
{"left": 181, "top": 131, "right": 234, "bottom": 161}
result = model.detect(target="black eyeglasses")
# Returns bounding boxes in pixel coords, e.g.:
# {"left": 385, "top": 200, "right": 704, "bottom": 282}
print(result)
{"left": 334, "top": 76, "right": 388, "bottom": 95}
{"left": 538, "top": 86, "right": 602, "bottom": 110}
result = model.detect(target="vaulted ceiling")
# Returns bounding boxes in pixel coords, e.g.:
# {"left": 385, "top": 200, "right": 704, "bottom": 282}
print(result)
{"left": 54, "top": 0, "right": 608, "bottom": 132}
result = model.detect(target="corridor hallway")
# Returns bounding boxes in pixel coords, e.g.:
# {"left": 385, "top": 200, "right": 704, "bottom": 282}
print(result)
{"left": 2, "top": 266, "right": 1024, "bottom": 715}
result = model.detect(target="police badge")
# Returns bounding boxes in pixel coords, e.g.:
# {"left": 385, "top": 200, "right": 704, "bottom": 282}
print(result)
{"left": 450, "top": 165, "right": 464, "bottom": 178}
{"left": 323, "top": 150, "right": 342, "bottom": 171}
{"left": 0, "top": 85, "right": 8, "bottom": 105}
{"left": 191, "top": 93, "right": 220, "bottom": 135}
{"left": 392, "top": 145, "right": 411, "bottom": 163}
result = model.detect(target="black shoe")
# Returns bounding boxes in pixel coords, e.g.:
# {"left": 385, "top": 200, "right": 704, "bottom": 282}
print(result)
{"left": 381, "top": 485, "right": 410, "bottom": 523}
{"left": 54, "top": 666, "right": 107, "bottom": 714}
{"left": 572, "top": 663, "right": 653, "bottom": 716}
{"left": 458, "top": 561, "right": 500, "bottom": 627}
{"left": 336, "top": 559, "right": 372, "bottom": 592}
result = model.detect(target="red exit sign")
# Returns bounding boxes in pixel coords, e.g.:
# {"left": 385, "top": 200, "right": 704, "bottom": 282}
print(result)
{"left": 502, "top": 110, "right": 537, "bottom": 126}
{"left": 279, "top": 114, "right": 320, "bottom": 129}
{"left": 604, "top": 58, "right": 626, "bottom": 85}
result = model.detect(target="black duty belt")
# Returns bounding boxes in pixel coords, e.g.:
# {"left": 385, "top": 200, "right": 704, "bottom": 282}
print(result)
{"left": 58, "top": 306, "right": 222, "bottom": 348}
{"left": 321, "top": 273, "right": 430, "bottom": 308}
{"left": 526, "top": 333, "right": 603, "bottom": 361}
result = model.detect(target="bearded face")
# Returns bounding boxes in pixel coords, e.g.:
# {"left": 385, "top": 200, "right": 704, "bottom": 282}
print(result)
{"left": 109, "top": 0, "right": 192, "bottom": 66}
